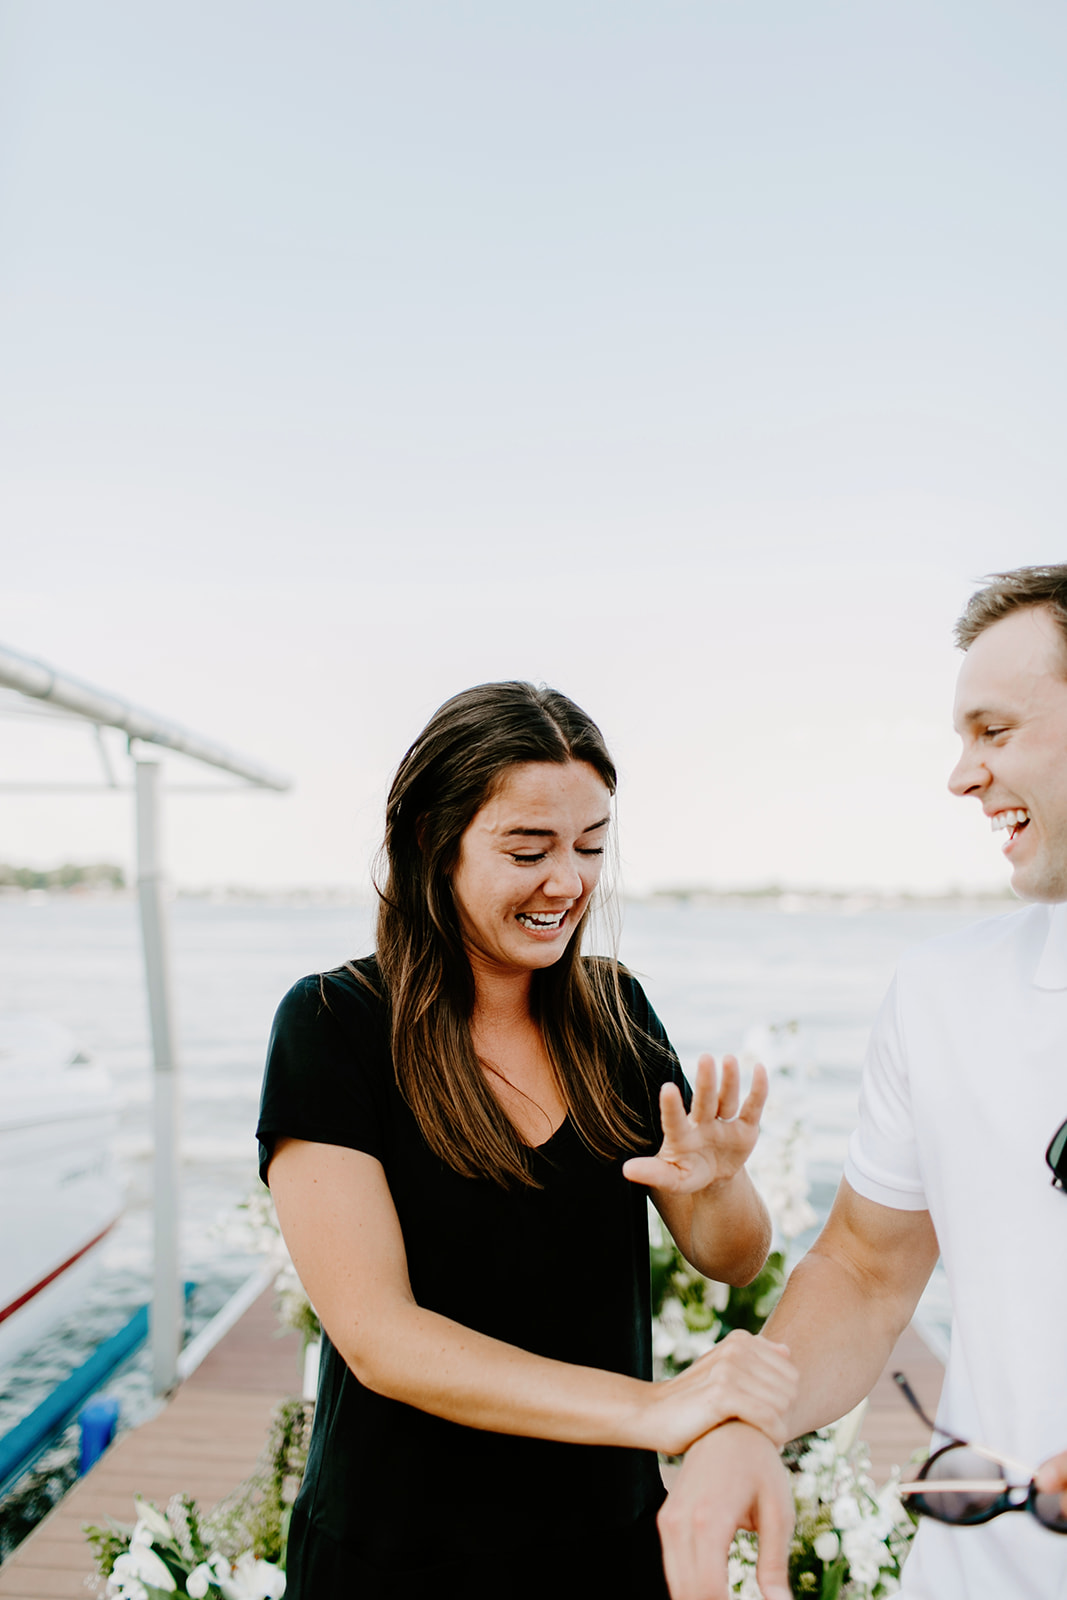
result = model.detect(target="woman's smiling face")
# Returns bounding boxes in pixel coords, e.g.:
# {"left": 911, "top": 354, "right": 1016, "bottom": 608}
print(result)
{"left": 450, "top": 759, "right": 612, "bottom": 980}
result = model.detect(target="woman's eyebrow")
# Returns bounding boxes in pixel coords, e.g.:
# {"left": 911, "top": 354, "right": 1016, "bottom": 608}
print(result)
{"left": 502, "top": 816, "right": 611, "bottom": 839}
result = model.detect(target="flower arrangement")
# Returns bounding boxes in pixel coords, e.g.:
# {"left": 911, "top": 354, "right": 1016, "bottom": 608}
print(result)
{"left": 85, "top": 1399, "right": 312, "bottom": 1600}
{"left": 730, "top": 1417, "right": 916, "bottom": 1598}
{"left": 649, "top": 1211, "right": 787, "bottom": 1375}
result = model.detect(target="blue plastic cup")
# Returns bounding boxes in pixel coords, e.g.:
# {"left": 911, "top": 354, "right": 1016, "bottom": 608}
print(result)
{"left": 78, "top": 1397, "right": 120, "bottom": 1474}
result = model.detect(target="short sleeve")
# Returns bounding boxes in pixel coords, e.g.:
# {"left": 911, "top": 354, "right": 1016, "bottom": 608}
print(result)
{"left": 256, "top": 972, "right": 388, "bottom": 1184}
{"left": 843, "top": 975, "right": 928, "bottom": 1211}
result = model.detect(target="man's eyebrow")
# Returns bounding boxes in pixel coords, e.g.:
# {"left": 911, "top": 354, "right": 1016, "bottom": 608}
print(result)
{"left": 959, "top": 706, "right": 1009, "bottom": 727}
{"left": 503, "top": 816, "right": 611, "bottom": 839}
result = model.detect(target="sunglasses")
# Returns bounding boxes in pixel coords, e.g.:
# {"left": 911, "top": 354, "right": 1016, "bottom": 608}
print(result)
{"left": 893, "top": 1373, "right": 1067, "bottom": 1534}
{"left": 1047, "top": 1117, "right": 1067, "bottom": 1189}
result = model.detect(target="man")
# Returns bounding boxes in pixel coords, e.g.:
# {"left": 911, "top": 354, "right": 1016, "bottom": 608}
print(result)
{"left": 659, "top": 566, "right": 1067, "bottom": 1600}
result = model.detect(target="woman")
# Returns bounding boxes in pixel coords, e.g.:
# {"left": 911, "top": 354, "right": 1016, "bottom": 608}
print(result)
{"left": 257, "top": 682, "right": 795, "bottom": 1599}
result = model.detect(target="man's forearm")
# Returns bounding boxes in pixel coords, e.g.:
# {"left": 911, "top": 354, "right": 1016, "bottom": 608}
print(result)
{"left": 759, "top": 1186, "right": 939, "bottom": 1439}
{"left": 656, "top": 1187, "right": 939, "bottom": 1599}
{"left": 760, "top": 1249, "right": 911, "bottom": 1438}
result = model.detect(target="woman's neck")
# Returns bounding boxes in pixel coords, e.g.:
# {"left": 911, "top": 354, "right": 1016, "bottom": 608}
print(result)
{"left": 467, "top": 954, "right": 535, "bottom": 1031}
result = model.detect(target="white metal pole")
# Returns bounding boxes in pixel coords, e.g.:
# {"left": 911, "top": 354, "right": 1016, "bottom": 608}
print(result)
{"left": 135, "top": 759, "right": 183, "bottom": 1394}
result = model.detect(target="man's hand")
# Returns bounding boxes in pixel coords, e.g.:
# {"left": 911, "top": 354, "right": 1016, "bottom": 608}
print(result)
{"left": 1035, "top": 1449, "right": 1067, "bottom": 1519}
{"left": 623, "top": 1055, "right": 768, "bottom": 1195}
{"left": 658, "top": 1421, "right": 794, "bottom": 1600}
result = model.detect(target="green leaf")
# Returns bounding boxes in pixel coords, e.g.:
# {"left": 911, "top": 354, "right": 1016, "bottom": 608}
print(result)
{"left": 819, "top": 1554, "right": 848, "bottom": 1600}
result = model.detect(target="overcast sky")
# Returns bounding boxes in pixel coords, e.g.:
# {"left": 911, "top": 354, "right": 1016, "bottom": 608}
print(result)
{"left": 2, "top": 1, "right": 1064, "bottom": 893}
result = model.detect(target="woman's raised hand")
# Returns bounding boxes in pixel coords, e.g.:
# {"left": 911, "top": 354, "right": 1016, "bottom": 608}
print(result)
{"left": 622, "top": 1054, "right": 768, "bottom": 1196}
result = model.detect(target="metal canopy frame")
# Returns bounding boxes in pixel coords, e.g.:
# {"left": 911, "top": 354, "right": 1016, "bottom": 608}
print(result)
{"left": 0, "top": 643, "right": 291, "bottom": 1394}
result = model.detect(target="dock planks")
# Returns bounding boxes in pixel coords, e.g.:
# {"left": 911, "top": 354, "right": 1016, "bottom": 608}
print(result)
{"left": 0, "top": 1289, "right": 302, "bottom": 1600}
{"left": 860, "top": 1323, "right": 944, "bottom": 1483}
{"left": 0, "top": 1293, "right": 943, "bottom": 1598}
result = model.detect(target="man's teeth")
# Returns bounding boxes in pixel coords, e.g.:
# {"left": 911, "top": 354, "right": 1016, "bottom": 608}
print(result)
{"left": 991, "top": 809, "right": 1030, "bottom": 832}
{"left": 517, "top": 911, "right": 566, "bottom": 929}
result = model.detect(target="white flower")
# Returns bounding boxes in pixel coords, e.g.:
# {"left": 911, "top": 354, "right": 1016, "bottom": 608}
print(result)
{"left": 131, "top": 1497, "right": 174, "bottom": 1544}
{"left": 111, "top": 1545, "right": 176, "bottom": 1592}
{"left": 704, "top": 1279, "right": 731, "bottom": 1313}
{"left": 831, "top": 1399, "right": 868, "bottom": 1457}
{"left": 749, "top": 1115, "right": 818, "bottom": 1242}
{"left": 831, "top": 1492, "right": 861, "bottom": 1530}
{"left": 792, "top": 1469, "right": 818, "bottom": 1506}
{"left": 652, "top": 1298, "right": 687, "bottom": 1359}
{"left": 106, "top": 1577, "right": 148, "bottom": 1600}
{"left": 813, "top": 1528, "right": 840, "bottom": 1561}
{"left": 204, "top": 1551, "right": 287, "bottom": 1600}
{"left": 841, "top": 1523, "right": 888, "bottom": 1586}
{"left": 803, "top": 1435, "right": 838, "bottom": 1471}
{"left": 186, "top": 1562, "right": 217, "bottom": 1598}
{"left": 878, "top": 1476, "right": 912, "bottom": 1532}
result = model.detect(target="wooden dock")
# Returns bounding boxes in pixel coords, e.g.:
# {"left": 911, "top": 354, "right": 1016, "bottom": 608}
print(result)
{"left": 0, "top": 1298, "right": 942, "bottom": 1598}
{"left": 859, "top": 1322, "right": 944, "bottom": 1482}
{"left": 0, "top": 1288, "right": 303, "bottom": 1600}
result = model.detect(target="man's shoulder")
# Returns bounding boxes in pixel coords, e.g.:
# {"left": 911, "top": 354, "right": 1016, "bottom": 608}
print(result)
{"left": 893, "top": 901, "right": 1051, "bottom": 993}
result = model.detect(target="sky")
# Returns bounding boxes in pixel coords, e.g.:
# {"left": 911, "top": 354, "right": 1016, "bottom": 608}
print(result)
{"left": 2, "top": 0, "right": 1065, "bottom": 894}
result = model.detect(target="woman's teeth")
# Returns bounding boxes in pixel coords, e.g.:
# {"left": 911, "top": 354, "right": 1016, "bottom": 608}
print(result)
{"left": 516, "top": 911, "right": 566, "bottom": 930}
{"left": 991, "top": 808, "right": 1030, "bottom": 833}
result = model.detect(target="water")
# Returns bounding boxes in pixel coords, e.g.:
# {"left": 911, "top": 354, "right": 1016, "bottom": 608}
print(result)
{"left": 0, "top": 891, "right": 1005, "bottom": 1441}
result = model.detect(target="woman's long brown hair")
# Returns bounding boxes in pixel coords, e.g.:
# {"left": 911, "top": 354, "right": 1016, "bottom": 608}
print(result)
{"left": 367, "top": 681, "right": 650, "bottom": 1188}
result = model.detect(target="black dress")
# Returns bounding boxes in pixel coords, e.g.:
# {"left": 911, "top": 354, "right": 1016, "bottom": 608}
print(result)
{"left": 256, "top": 959, "right": 690, "bottom": 1599}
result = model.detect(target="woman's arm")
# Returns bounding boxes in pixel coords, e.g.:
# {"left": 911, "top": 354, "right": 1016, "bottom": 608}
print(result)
{"left": 622, "top": 1055, "right": 772, "bottom": 1285}
{"left": 267, "top": 1135, "right": 795, "bottom": 1456}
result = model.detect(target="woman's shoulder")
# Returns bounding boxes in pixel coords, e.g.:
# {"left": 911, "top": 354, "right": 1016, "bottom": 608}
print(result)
{"left": 272, "top": 956, "right": 388, "bottom": 1040}
{"left": 580, "top": 956, "right": 653, "bottom": 1024}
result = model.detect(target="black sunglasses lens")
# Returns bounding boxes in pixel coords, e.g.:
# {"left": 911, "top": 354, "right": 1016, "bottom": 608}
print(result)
{"left": 1033, "top": 1489, "right": 1067, "bottom": 1534}
{"left": 1048, "top": 1121, "right": 1067, "bottom": 1183}
{"left": 916, "top": 1448, "right": 1006, "bottom": 1525}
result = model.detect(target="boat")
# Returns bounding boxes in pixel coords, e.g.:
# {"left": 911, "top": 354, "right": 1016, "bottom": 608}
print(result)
{"left": 0, "top": 1014, "right": 123, "bottom": 1370}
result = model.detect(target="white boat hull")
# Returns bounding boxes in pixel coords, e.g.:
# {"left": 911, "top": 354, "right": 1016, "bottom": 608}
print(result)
{"left": 0, "top": 1016, "right": 124, "bottom": 1369}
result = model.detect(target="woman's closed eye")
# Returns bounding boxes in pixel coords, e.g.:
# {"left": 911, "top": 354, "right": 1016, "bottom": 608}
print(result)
{"left": 509, "top": 847, "right": 604, "bottom": 864}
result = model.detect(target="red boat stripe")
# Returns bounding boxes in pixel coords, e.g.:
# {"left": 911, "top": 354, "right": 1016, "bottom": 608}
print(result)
{"left": 0, "top": 1217, "right": 120, "bottom": 1325}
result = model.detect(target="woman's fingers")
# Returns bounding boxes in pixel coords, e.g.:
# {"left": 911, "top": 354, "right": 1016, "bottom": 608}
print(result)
{"left": 623, "top": 1064, "right": 768, "bottom": 1194}
{"left": 738, "top": 1061, "right": 769, "bottom": 1125}
{"left": 689, "top": 1054, "right": 719, "bottom": 1124}
{"left": 715, "top": 1055, "right": 741, "bottom": 1121}
{"left": 660, "top": 1078, "right": 693, "bottom": 1144}
{"left": 691, "top": 1055, "right": 768, "bottom": 1131}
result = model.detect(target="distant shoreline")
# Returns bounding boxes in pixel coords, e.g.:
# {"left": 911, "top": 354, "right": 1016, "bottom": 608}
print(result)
{"left": 0, "top": 883, "right": 1016, "bottom": 912}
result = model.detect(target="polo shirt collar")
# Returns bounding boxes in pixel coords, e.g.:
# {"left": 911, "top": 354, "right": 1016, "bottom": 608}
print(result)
{"left": 1032, "top": 901, "right": 1067, "bottom": 990}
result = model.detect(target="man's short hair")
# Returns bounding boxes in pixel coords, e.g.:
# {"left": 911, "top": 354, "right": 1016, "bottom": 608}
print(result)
{"left": 955, "top": 565, "right": 1067, "bottom": 671}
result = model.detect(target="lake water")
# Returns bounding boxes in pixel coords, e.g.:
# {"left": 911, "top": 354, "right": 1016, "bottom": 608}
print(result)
{"left": 0, "top": 891, "right": 1006, "bottom": 1441}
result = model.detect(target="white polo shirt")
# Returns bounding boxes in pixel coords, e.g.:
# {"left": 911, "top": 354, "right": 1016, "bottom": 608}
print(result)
{"left": 844, "top": 902, "right": 1067, "bottom": 1600}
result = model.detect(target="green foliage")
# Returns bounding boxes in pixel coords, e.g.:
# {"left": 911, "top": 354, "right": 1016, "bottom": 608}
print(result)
{"left": 651, "top": 1228, "right": 786, "bottom": 1344}
{"left": 281, "top": 1293, "right": 321, "bottom": 1348}
{"left": 716, "top": 1249, "right": 786, "bottom": 1336}
{"left": 205, "top": 1398, "right": 313, "bottom": 1566}
{"left": 84, "top": 1514, "right": 135, "bottom": 1580}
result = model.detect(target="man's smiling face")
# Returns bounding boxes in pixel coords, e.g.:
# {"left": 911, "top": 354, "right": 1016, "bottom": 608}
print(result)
{"left": 949, "top": 605, "right": 1067, "bottom": 902}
